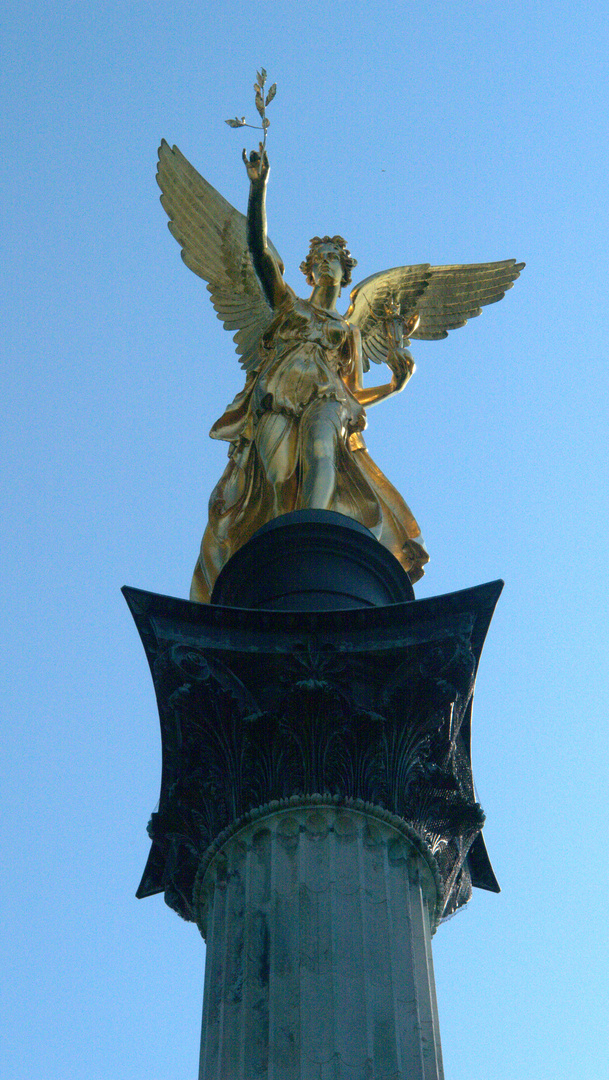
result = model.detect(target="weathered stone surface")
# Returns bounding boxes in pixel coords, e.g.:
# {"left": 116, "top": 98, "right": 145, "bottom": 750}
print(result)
{"left": 125, "top": 518, "right": 503, "bottom": 1079}
{"left": 123, "top": 578, "right": 502, "bottom": 924}
{"left": 196, "top": 804, "right": 444, "bottom": 1080}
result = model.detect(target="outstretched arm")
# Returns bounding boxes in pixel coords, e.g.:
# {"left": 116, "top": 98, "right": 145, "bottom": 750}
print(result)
{"left": 243, "top": 146, "right": 288, "bottom": 310}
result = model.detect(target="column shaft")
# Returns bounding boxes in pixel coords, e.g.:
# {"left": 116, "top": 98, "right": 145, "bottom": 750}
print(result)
{"left": 195, "top": 805, "right": 444, "bottom": 1080}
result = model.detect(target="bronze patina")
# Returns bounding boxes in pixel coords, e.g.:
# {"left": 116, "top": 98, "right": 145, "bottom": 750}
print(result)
{"left": 157, "top": 131, "right": 523, "bottom": 603}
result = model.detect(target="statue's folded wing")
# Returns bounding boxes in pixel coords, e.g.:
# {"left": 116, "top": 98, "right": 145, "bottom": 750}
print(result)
{"left": 157, "top": 140, "right": 282, "bottom": 372}
{"left": 346, "top": 260, "right": 525, "bottom": 370}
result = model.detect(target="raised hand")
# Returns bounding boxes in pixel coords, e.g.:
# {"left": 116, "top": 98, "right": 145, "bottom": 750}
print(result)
{"left": 242, "top": 143, "right": 270, "bottom": 185}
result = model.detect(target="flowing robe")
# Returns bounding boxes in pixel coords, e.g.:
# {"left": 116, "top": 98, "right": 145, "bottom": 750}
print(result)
{"left": 191, "top": 292, "right": 428, "bottom": 602}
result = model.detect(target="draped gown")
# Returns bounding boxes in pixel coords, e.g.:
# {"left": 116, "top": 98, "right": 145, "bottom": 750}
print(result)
{"left": 190, "top": 290, "right": 428, "bottom": 603}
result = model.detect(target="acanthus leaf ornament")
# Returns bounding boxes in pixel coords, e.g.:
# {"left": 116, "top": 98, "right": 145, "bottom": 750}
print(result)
{"left": 124, "top": 582, "right": 503, "bottom": 926}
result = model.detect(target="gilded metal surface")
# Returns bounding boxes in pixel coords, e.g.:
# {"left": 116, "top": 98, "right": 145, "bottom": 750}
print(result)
{"left": 156, "top": 141, "right": 524, "bottom": 602}
{"left": 225, "top": 67, "right": 275, "bottom": 146}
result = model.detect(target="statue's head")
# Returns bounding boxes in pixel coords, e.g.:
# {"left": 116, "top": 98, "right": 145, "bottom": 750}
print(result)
{"left": 300, "top": 235, "right": 357, "bottom": 289}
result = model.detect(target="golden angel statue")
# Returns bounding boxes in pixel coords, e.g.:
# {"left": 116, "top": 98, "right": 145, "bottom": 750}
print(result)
{"left": 157, "top": 140, "right": 524, "bottom": 603}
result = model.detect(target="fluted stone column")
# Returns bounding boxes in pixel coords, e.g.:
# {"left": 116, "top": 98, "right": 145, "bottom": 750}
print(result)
{"left": 124, "top": 513, "right": 502, "bottom": 1080}
{"left": 195, "top": 803, "right": 443, "bottom": 1080}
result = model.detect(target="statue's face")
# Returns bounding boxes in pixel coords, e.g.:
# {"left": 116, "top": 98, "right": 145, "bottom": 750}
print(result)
{"left": 310, "top": 243, "right": 343, "bottom": 286}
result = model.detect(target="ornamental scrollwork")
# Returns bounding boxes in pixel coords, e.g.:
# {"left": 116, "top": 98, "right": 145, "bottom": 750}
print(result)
{"left": 145, "top": 632, "right": 483, "bottom": 921}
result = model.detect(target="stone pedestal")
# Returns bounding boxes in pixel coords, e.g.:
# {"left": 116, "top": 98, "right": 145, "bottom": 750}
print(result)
{"left": 211, "top": 510, "right": 415, "bottom": 609}
{"left": 124, "top": 512, "right": 502, "bottom": 1079}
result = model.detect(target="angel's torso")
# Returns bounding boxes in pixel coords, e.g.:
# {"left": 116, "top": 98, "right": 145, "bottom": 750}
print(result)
{"left": 254, "top": 296, "right": 359, "bottom": 419}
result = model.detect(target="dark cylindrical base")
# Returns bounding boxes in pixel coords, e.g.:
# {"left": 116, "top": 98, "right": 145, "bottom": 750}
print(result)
{"left": 210, "top": 510, "right": 415, "bottom": 610}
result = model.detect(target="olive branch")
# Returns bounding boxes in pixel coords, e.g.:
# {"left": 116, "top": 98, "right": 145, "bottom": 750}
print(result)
{"left": 225, "top": 68, "right": 276, "bottom": 147}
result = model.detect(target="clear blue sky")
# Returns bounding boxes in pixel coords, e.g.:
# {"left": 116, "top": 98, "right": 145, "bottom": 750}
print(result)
{"left": 2, "top": 2, "right": 608, "bottom": 1077}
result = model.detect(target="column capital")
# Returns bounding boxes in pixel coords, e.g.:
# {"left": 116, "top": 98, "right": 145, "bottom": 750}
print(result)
{"left": 124, "top": 577, "right": 502, "bottom": 926}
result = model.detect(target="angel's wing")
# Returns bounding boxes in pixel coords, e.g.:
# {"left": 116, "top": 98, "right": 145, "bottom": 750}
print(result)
{"left": 157, "top": 140, "right": 284, "bottom": 372}
{"left": 345, "top": 260, "right": 525, "bottom": 369}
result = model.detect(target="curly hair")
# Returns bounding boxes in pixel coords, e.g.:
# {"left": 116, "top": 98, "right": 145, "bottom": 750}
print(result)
{"left": 299, "top": 235, "right": 357, "bottom": 288}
